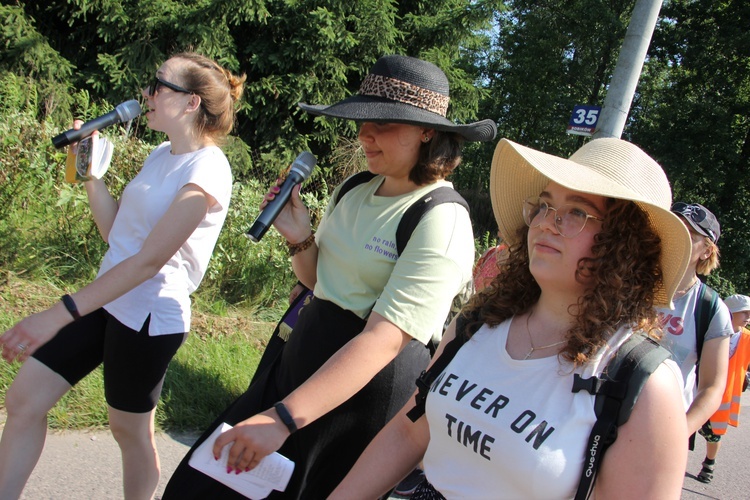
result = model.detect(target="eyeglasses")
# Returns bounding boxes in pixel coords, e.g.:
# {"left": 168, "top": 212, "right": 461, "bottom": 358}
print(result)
{"left": 671, "top": 202, "right": 717, "bottom": 242}
{"left": 522, "top": 196, "right": 604, "bottom": 238}
{"left": 147, "top": 77, "right": 192, "bottom": 97}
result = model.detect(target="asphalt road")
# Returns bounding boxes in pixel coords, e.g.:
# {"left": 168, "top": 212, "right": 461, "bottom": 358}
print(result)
{"left": 3, "top": 398, "right": 749, "bottom": 499}
{"left": 681, "top": 395, "right": 750, "bottom": 500}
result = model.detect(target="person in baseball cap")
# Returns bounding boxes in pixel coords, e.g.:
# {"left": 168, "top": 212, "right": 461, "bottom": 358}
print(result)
{"left": 671, "top": 202, "right": 720, "bottom": 243}
{"left": 671, "top": 202, "right": 721, "bottom": 277}
{"left": 655, "top": 198, "right": 732, "bottom": 457}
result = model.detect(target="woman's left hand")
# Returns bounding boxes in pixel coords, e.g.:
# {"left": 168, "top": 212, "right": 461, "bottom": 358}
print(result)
{"left": 212, "top": 409, "right": 291, "bottom": 472}
{"left": 0, "top": 306, "right": 68, "bottom": 363}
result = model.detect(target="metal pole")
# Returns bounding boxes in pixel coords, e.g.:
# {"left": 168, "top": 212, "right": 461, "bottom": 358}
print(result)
{"left": 593, "top": 0, "right": 663, "bottom": 139}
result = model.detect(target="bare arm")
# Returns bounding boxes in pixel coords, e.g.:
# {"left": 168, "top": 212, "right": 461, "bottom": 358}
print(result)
{"left": 84, "top": 178, "right": 119, "bottom": 241}
{"left": 330, "top": 402, "right": 430, "bottom": 499}
{"left": 261, "top": 182, "right": 318, "bottom": 289}
{"left": 595, "top": 362, "right": 687, "bottom": 498}
{"left": 686, "top": 336, "right": 730, "bottom": 433}
{"left": 0, "top": 184, "right": 212, "bottom": 361}
{"left": 213, "top": 311, "right": 414, "bottom": 470}
{"left": 330, "top": 318, "right": 459, "bottom": 498}
{"left": 290, "top": 237, "right": 318, "bottom": 290}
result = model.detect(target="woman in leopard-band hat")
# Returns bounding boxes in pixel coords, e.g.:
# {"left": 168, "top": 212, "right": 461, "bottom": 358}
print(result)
{"left": 164, "top": 54, "right": 496, "bottom": 499}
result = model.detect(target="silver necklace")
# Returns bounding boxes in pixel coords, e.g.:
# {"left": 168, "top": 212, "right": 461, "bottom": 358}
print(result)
{"left": 524, "top": 311, "right": 566, "bottom": 360}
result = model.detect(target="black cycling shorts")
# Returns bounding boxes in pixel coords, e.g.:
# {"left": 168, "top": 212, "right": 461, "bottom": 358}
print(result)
{"left": 33, "top": 308, "right": 187, "bottom": 413}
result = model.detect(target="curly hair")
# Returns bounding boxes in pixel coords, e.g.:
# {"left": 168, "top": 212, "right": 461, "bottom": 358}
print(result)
{"left": 409, "top": 130, "right": 464, "bottom": 185}
{"left": 172, "top": 52, "right": 246, "bottom": 144}
{"left": 462, "top": 199, "right": 664, "bottom": 366}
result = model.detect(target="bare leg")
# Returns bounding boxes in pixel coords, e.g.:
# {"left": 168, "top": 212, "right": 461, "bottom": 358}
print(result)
{"left": 109, "top": 406, "right": 160, "bottom": 500}
{"left": 0, "top": 358, "right": 71, "bottom": 499}
{"left": 705, "top": 440, "right": 721, "bottom": 460}
{"left": 697, "top": 440, "right": 721, "bottom": 483}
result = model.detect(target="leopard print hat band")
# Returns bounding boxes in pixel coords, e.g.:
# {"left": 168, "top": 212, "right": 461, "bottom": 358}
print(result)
{"left": 297, "top": 55, "right": 497, "bottom": 142}
{"left": 358, "top": 74, "right": 450, "bottom": 117}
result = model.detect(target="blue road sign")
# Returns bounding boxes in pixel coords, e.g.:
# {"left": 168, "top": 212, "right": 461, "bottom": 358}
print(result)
{"left": 567, "top": 105, "right": 601, "bottom": 136}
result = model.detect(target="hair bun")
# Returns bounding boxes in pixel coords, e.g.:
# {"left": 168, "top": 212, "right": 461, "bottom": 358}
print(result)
{"left": 226, "top": 71, "right": 247, "bottom": 103}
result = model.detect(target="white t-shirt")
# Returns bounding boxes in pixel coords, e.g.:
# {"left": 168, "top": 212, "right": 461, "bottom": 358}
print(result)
{"left": 97, "top": 142, "right": 232, "bottom": 335}
{"left": 314, "top": 174, "right": 474, "bottom": 344}
{"left": 422, "top": 318, "right": 682, "bottom": 499}
{"left": 656, "top": 281, "right": 732, "bottom": 407}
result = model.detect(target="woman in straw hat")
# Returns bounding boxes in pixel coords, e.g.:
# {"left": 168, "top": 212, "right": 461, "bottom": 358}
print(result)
{"left": 332, "top": 138, "right": 690, "bottom": 499}
{"left": 163, "top": 54, "right": 496, "bottom": 499}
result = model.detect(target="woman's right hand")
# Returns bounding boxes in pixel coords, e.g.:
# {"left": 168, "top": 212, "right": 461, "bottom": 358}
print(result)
{"left": 68, "top": 120, "right": 100, "bottom": 156}
{"left": 260, "top": 180, "right": 311, "bottom": 243}
{"left": 67, "top": 120, "right": 85, "bottom": 156}
{"left": 69, "top": 121, "right": 106, "bottom": 187}
{"left": 0, "top": 304, "right": 70, "bottom": 363}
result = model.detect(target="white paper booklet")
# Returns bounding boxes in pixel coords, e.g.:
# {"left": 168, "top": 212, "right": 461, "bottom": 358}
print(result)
{"left": 65, "top": 135, "right": 113, "bottom": 183}
{"left": 188, "top": 422, "right": 295, "bottom": 499}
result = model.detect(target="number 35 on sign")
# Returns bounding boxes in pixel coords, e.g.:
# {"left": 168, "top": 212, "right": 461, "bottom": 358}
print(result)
{"left": 567, "top": 105, "right": 601, "bottom": 136}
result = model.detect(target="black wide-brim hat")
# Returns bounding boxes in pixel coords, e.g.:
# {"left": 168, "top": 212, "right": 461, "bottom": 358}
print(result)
{"left": 298, "top": 55, "right": 497, "bottom": 143}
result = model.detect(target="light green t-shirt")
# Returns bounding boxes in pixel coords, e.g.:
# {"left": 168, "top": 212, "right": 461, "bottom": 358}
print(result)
{"left": 314, "top": 174, "right": 475, "bottom": 344}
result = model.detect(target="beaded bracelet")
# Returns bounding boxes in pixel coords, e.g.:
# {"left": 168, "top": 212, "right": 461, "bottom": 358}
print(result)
{"left": 287, "top": 233, "right": 315, "bottom": 257}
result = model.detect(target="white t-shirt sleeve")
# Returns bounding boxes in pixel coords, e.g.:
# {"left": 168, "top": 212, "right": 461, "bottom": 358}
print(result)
{"left": 178, "top": 149, "right": 233, "bottom": 213}
{"left": 705, "top": 299, "right": 733, "bottom": 342}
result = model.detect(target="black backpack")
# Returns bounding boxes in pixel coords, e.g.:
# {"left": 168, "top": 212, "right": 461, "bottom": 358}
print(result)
{"left": 694, "top": 281, "right": 721, "bottom": 367}
{"left": 407, "top": 313, "right": 671, "bottom": 500}
{"left": 334, "top": 171, "right": 469, "bottom": 256}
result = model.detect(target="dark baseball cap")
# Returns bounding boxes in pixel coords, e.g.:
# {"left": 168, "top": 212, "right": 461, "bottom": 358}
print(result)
{"left": 671, "top": 202, "right": 720, "bottom": 243}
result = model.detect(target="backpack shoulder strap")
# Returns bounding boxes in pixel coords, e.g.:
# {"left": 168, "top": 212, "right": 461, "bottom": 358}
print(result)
{"left": 406, "top": 311, "right": 478, "bottom": 422}
{"left": 335, "top": 177, "right": 468, "bottom": 256}
{"left": 693, "top": 282, "right": 721, "bottom": 365}
{"left": 334, "top": 171, "right": 377, "bottom": 205}
{"left": 395, "top": 187, "right": 469, "bottom": 255}
{"left": 572, "top": 335, "right": 671, "bottom": 500}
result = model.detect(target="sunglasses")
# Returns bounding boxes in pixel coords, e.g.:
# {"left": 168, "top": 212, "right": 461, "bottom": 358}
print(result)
{"left": 672, "top": 202, "right": 716, "bottom": 241}
{"left": 147, "top": 77, "right": 192, "bottom": 97}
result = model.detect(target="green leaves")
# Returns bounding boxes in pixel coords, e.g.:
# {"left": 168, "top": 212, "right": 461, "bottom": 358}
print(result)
{"left": 3, "top": 0, "right": 748, "bottom": 295}
{"left": 629, "top": 0, "right": 750, "bottom": 293}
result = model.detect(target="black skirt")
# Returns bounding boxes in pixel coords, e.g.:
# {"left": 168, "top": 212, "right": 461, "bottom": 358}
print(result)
{"left": 163, "top": 297, "right": 431, "bottom": 499}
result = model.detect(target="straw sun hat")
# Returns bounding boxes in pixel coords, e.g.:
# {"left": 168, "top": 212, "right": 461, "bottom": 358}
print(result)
{"left": 298, "top": 55, "right": 497, "bottom": 143}
{"left": 490, "top": 137, "right": 691, "bottom": 307}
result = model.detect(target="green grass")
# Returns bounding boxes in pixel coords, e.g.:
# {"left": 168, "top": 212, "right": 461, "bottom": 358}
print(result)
{"left": 0, "top": 275, "right": 274, "bottom": 432}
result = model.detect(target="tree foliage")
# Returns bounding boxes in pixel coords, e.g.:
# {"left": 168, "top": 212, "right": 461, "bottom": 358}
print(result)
{"left": 1, "top": 0, "right": 749, "bottom": 296}
{"left": 629, "top": 0, "right": 750, "bottom": 294}
{"left": 1, "top": 0, "right": 501, "bottom": 169}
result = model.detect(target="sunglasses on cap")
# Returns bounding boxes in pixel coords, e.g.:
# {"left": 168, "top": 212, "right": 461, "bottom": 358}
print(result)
{"left": 671, "top": 202, "right": 718, "bottom": 242}
{"left": 147, "top": 77, "right": 192, "bottom": 97}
